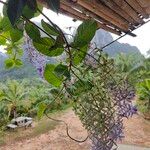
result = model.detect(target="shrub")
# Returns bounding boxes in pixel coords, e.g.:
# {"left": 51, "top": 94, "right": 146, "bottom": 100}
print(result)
{"left": 136, "top": 79, "right": 150, "bottom": 119}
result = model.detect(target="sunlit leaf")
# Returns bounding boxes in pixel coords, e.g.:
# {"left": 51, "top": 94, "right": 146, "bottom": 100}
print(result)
{"left": 72, "top": 19, "right": 97, "bottom": 48}
{"left": 41, "top": 19, "right": 59, "bottom": 36}
{"left": 73, "top": 45, "right": 88, "bottom": 65}
{"left": 25, "top": 22, "right": 41, "bottom": 40}
{"left": 10, "top": 28, "right": 23, "bottom": 42}
{"left": 0, "top": 17, "right": 12, "bottom": 32}
{"left": 44, "top": 64, "right": 62, "bottom": 87}
{"left": 37, "top": 102, "right": 47, "bottom": 119}
{"left": 0, "top": 36, "right": 6, "bottom": 45}
{"left": 5, "top": 58, "right": 14, "bottom": 69}
{"left": 14, "top": 59, "right": 23, "bottom": 67}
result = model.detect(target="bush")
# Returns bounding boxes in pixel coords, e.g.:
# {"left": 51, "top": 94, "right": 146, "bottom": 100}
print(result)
{"left": 0, "top": 78, "right": 71, "bottom": 128}
{"left": 136, "top": 79, "right": 150, "bottom": 119}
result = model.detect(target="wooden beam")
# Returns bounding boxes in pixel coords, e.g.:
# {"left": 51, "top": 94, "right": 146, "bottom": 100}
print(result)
{"left": 61, "top": 0, "right": 120, "bottom": 29}
{"left": 59, "top": 5, "right": 122, "bottom": 35}
{"left": 145, "top": 7, "right": 150, "bottom": 15}
{"left": 70, "top": 0, "right": 130, "bottom": 31}
{"left": 60, "top": 3, "right": 87, "bottom": 20}
{"left": 90, "top": 0, "right": 130, "bottom": 27}
{"left": 126, "top": 0, "right": 149, "bottom": 18}
{"left": 99, "top": 0, "right": 139, "bottom": 25}
{"left": 113, "top": 0, "right": 144, "bottom": 24}
{"left": 136, "top": 0, "right": 150, "bottom": 8}
{"left": 136, "top": 0, "right": 150, "bottom": 15}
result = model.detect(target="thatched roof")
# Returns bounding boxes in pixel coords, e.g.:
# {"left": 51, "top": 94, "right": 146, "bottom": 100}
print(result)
{"left": 38, "top": 0, "right": 150, "bottom": 36}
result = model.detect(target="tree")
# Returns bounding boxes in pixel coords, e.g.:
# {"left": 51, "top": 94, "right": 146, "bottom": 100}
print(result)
{"left": 136, "top": 79, "right": 150, "bottom": 119}
{"left": 0, "top": 80, "right": 27, "bottom": 118}
{"left": 0, "top": 1, "right": 139, "bottom": 150}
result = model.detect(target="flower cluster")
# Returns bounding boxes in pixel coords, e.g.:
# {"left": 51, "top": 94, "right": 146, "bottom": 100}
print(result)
{"left": 23, "top": 35, "right": 47, "bottom": 78}
{"left": 73, "top": 50, "right": 137, "bottom": 150}
{"left": 112, "top": 83, "right": 137, "bottom": 118}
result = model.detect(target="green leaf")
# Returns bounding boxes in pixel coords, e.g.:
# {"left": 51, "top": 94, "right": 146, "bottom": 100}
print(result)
{"left": 10, "top": 28, "right": 23, "bottom": 42}
{"left": 37, "top": 102, "right": 47, "bottom": 119}
{"left": 50, "top": 88, "right": 60, "bottom": 95}
{"left": 72, "top": 80, "right": 93, "bottom": 96}
{"left": 45, "top": 0, "right": 60, "bottom": 13}
{"left": 33, "top": 37, "right": 57, "bottom": 56}
{"left": 14, "top": 59, "right": 23, "bottom": 67}
{"left": 48, "top": 35, "right": 64, "bottom": 56}
{"left": 54, "top": 64, "right": 70, "bottom": 79}
{"left": 22, "top": 5, "right": 36, "bottom": 19}
{"left": 5, "top": 59, "right": 14, "bottom": 68}
{"left": 25, "top": 22, "right": 41, "bottom": 40}
{"left": 0, "top": 36, "right": 6, "bottom": 45}
{"left": 73, "top": 45, "right": 88, "bottom": 65}
{"left": 33, "top": 37, "right": 64, "bottom": 57}
{"left": 44, "top": 64, "right": 62, "bottom": 87}
{"left": 41, "top": 19, "right": 59, "bottom": 36}
{"left": 0, "top": 17, "right": 12, "bottom": 32}
{"left": 7, "top": 0, "right": 27, "bottom": 26}
{"left": 72, "top": 19, "right": 97, "bottom": 48}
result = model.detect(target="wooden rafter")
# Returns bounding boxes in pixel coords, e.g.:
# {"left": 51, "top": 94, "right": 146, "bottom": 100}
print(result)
{"left": 38, "top": 0, "right": 150, "bottom": 36}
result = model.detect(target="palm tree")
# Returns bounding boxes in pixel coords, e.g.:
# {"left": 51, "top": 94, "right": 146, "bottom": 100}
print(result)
{"left": 136, "top": 79, "right": 150, "bottom": 119}
{"left": 115, "top": 53, "right": 149, "bottom": 82}
{"left": 0, "top": 80, "right": 28, "bottom": 119}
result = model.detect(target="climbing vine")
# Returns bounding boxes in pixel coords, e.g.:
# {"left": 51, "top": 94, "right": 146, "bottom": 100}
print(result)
{"left": 0, "top": 1, "right": 137, "bottom": 150}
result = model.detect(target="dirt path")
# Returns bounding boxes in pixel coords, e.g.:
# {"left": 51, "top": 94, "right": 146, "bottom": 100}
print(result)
{"left": 1, "top": 109, "right": 150, "bottom": 150}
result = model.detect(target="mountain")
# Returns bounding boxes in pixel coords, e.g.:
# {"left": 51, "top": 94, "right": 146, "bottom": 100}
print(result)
{"left": 0, "top": 29, "right": 143, "bottom": 80}
{"left": 92, "top": 29, "right": 142, "bottom": 57}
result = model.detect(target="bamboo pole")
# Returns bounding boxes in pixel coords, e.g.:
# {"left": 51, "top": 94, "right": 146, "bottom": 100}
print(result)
{"left": 60, "top": 6, "right": 122, "bottom": 35}
{"left": 75, "top": 0, "right": 130, "bottom": 31}
{"left": 126, "top": 0, "right": 149, "bottom": 18}
{"left": 113, "top": 0, "right": 144, "bottom": 24}
{"left": 99, "top": 0, "right": 137, "bottom": 25}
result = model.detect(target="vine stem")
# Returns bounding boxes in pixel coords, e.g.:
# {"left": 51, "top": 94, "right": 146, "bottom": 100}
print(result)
{"left": 37, "top": 8, "right": 73, "bottom": 71}
{"left": 22, "top": 15, "right": 55, "bottom": 41}
{"left": 45, "top": 111, "right": 89, "bottom": 143}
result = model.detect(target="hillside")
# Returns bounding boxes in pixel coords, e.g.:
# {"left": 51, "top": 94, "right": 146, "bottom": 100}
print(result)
{"left": 92, "top": 29, "right": 142, "bottom": 57}
{"left": 0, "top": 29, "right": 143, "bottom": 80}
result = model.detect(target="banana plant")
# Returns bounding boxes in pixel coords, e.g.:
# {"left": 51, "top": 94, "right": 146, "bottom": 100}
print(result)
{"left": 136, "top": 79, "right": 150, "bottom": 113}
{"left": 0, "top": 80, "right": 28, "bottom": 119}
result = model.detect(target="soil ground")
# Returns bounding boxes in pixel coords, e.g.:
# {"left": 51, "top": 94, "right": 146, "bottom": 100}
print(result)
{"left": 0, "top": 108, "right": 150, "bottom": 150}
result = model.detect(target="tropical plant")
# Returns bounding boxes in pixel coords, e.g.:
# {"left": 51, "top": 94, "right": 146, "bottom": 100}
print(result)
{"left": 136, "top": 79, "right": 150, "bottom": 117}
{"left": 0, "top": 1, "right": 139, "bottom": 149}
{"left": 0, "top": 80, "right": 28, "bottom": 119}
{"left": 115, "top": 53, "right": 150, "bottom": 84}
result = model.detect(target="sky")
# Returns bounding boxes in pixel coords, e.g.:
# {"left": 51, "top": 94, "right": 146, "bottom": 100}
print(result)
{"left": 0, "top": 3, "right": 150, "bottom": 55}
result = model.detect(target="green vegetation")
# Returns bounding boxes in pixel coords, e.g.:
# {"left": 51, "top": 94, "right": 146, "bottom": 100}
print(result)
{"left": 0, "top": 78, "right": 71, "bottom": 129}
{"left": 136, "top": 79, "right": 150, "bottom": 119}
{"left": 115, "top": 53, "right": 150, "bottom": 119}
{"left": 0, "top": 0, "right": 149, "bottom": 149}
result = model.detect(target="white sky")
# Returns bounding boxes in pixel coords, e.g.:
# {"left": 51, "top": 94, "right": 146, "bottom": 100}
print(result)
{"left": 0, "top": 3, "right": 150, "bottom": 55}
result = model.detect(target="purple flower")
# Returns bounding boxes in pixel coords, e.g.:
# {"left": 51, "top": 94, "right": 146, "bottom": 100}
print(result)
{"left": 23, "top": 35, "right": 46, "bottom": 78}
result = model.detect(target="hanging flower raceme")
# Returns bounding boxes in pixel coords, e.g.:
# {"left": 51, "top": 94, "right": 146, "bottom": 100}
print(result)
{"left": 111, "top": 82, "right": 137, "bottom": 118}
{"left": 70, "top": 50, "right": 136, "bottom": 150}
{"left": 23, "top": 35, "right": 47, "bottom": 78}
